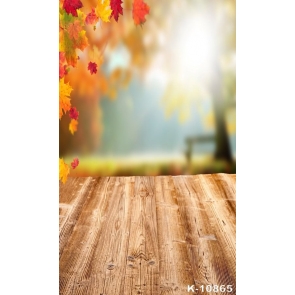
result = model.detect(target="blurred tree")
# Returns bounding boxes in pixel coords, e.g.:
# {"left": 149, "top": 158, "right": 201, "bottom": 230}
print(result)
{"left": 160, "top": 0, "right": 236, "bottom": 162}
{"left": 211, "top": 57, "right": 232, "bottom": 161}
{"left": 209, "top": 0, "right": 235, "bottom": 161}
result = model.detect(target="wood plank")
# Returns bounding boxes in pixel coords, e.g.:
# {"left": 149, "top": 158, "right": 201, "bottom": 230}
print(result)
{"left": 59, "top": 176, "right": 111, "bottom": 295}
{"left": 59, "top": 177, "right": 96, "bottom": 258}
{"left": 155, "top": 176, "right": 195, "bottom": 294}
{"left": 211, "top": 174, "right": 236, "bottom": 201}
{"left": 86, "top": 176, "right": 133, "bottom": 295}
{"left": 123, "top": 176, "right": 160, "bottom": 295}
{"left": 198, "top": 174, "right": 236, "bottom": 250}
{"left": 195, "top": 174, "right": 236, "bottom": 294}
{"left": 172, "top": 175, "right": 236, "bottom": 295}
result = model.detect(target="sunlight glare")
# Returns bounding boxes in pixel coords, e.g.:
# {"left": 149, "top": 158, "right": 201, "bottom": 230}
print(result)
{"left": 170, "top": 14, "right": 217, "bottom": 87}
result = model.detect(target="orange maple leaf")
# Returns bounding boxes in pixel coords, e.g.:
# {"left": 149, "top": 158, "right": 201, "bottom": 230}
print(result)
{"left": 67, "top": 20, "right": 82, "bottom": 41}
{"left": 69, "top": 119, "right": 78, "bottom": 134}
{"left": 59, "top": 52, "right": 68, "bottom": 79}
{"left": 59, "top": 158, "right": 70, "bottom": 184}
{"left": 132, "top": 0, "right": 150, "bottom": 25}
{"left": 76, "top": 30, "right": 88, "bottom": 51}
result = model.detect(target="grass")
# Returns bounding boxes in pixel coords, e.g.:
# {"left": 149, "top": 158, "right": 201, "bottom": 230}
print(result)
{"left": 64, "top": 155, "right": 236, "bottom": 177}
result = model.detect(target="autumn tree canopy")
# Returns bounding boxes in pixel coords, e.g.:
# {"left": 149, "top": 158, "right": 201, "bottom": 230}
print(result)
{"left": 59, "top": 0, "right": 150, "bottom": 183}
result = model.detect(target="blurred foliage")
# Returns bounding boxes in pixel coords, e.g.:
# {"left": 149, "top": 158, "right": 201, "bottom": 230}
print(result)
{"left": 60, "top": 0, "right": 236, "bottom": 176}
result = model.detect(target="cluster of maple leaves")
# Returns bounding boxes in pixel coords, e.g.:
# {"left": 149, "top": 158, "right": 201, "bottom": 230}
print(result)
{"left": 59, "top": 0, "right": 150, "bottom": 183}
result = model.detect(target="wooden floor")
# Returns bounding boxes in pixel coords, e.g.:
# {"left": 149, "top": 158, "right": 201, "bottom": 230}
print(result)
{"left": 60, "top": 174, "right": 236, "bottom": 295}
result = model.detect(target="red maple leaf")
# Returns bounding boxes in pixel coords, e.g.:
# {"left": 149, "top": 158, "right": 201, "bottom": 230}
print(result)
{"left": 69, "top": 107, "right": 79, "bottom": 120}
{"left": 111, "top": 0, "right": 123, "bottom": 22}
{"left": 85, "top": 8, "right": 99, "bottom": 25}
{"left": 63, "top": 0, "right": 83, "bottom": 17}
{"left": 132, "top": 0, "right": 150, "bottom": 25}
{"left": 88, "top": 61, "right": 97, "bottom": 75}
{"left": 71, "top": 158, "right": 79, "bottom": 169}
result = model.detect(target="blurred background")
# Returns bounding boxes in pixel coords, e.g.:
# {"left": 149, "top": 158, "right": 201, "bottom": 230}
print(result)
{"left": 59, "top": 0, "right": 236, "bottom": 176}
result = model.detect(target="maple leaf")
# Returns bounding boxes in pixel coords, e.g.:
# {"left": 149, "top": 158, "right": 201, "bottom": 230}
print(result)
{"left": 96, "top": 0, "right": 112, "bottom": 22}
{"left": 63, "top": 0, "right": 83, "bottom": 17}
{"left": 132, "top": 0, "right": 150, "bottom": 25}
{"left": 59, "top": 51, "right": 66, "bottom": 64}
{"left": 59, "top": 52, "right": 68, "bottom": 79}
{"left": 59, "top": 9, "right": 88, "bottom": 67}
{"left": 60, "top": 65, "right": 67, "bottom": 78}
{"left": 75, "top": 30, "right": 88, "bottom": 51}
{"left": 59, "top": 78, "right": 73, "bottom": 119}
{"left": 69, "top": 119, "right": 78, "bottom": 134}
{"left": 71, "top": 158, "right": 79, "bottom": 169}
{"left": 61, "top": 32, "right": 78, "bottom": 66}
{"left": 67, "top": 20, "right": 82, "bottom": 41}
{"left": 110, "top": 0, "right": 123, "bottom": 22}
{"left": 69, "top": 107, "right": 79, "bottom": 120}
{"left": 59, "top": 158, "right": 70, "bottom": 184}
{"left": 88, "top": 61, "right": 98, "bottom": 74}
{"left": 85, "top": 8, "right": 99, "bottom": 25}
{"left": 88, "top": 46, "right": 104, "bottom": 66}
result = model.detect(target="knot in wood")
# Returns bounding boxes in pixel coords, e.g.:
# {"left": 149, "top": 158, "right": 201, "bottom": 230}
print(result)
{"left": 107, "top": 263, "right": 115, "bottom": 270}
{"left": 127, "top": 255, "right": 135, "bottom": 261}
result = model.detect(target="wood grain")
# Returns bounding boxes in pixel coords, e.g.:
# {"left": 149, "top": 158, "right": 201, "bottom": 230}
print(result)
{"left": 60, "top": 174, "right": 236, "bottom": 295}
{"left": 155, "top": 176, "right": 195, "bottom": 294}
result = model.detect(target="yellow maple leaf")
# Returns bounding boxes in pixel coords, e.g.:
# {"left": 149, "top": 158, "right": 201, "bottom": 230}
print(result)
{"left": 59, "top": 28, "right": 65, "bottom": 52}
{"left": 59, "top": 158, "right": 70, "bottom": 184}
{"left": 59, "top": 78, "right": 73, "bottom": 119}
{"left": 96, "top": 0, "right": 112, "bottom": 22}
{"left": 69, "top": 119, "right": 78, "bottom": 134}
